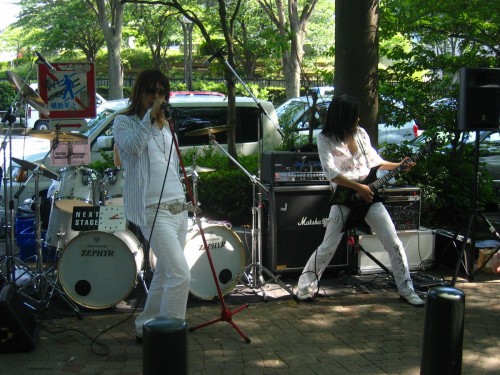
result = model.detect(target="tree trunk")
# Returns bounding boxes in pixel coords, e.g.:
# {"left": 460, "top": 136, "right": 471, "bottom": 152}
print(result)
{"left": 335, "top": 0, "right": 379, "bottom": 145}
{"left": 107, "top": 43, "right": 124, "bottom": 99}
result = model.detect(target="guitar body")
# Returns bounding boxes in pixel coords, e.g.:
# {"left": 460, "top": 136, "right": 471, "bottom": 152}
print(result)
{"left": 333, "top": 166, "right": 385, "bottom": 208}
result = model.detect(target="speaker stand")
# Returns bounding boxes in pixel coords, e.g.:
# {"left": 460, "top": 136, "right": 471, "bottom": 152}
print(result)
{"left": 451, "top": 132, "right": 500, "bottom": 285}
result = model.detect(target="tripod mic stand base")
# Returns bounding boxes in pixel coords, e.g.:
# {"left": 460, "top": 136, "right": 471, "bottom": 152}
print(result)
{"left": 243, "top": 263, "right": 298, "bottom": 302}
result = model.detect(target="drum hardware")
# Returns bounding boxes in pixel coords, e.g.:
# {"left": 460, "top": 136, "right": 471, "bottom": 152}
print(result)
{"left": 207, "top": 133, "right": 296, "bottom": 302}
{"left": 14, "top": 150, "right": 80, "bottom": 316}
{"left": 1, "top": 68, "right": 42, "bottom": 288}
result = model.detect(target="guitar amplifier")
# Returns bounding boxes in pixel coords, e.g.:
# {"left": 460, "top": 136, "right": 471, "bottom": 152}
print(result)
{"left": 379, "top": 186, "right": 421, "bottom": 231}
{"left": 261, "top": 151, "right": 328, "bottom": 185}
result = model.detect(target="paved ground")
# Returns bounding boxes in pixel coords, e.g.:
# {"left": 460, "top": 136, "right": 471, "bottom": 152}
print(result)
{"left": 1, "top": 256, "right": 499, "bottom": 375}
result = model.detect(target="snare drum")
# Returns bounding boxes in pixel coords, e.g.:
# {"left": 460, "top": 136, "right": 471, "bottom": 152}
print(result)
{"left": 103, "top": 167, "right": 124, "bottom": 205}
{"left": 58, "top": 230, "right": 143, "bottom": 309}
{"left": 184, "top": 225, "right": 246, "bottom": 300}
{"left": 55, "top": 166, "right": 101, "bottom": 212}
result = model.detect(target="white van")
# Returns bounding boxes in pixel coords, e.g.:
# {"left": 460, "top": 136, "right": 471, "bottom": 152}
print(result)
{"left": 1, "top": 95, "right": 281, "bottom": 225}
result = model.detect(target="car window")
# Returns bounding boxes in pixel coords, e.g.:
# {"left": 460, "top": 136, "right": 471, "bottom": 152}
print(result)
{"left": 175, "top": 106, "right": 261, "bottom": 146}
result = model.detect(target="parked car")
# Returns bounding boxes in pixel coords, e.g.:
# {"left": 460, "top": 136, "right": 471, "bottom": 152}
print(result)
{"left": 410, "top": 130, "right": 500, "bottom": 200}
{"left": 1, "top": 95, "right": 282, "bottom": 222}
{"left": 276, "top": 95, "right": 420, "bottom": 147}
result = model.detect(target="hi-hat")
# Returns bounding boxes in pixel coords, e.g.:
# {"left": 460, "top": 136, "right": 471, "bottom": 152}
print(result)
{"left": 185, "top": 125, "right": 234, "bottom": 137}
{"left": 185, "top": 165, "right": 216, "bottom": 174}
{"left": 6, "top": 71, "right": 49, "bottom": 116}
{"left": 11, "top": 157, "right": 59, "bottom": 180}
{"left": 29, "top": 130, "right": 87, "bottom": 142}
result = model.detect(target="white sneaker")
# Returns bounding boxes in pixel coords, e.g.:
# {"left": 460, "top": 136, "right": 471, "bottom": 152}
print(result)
{"left": 296, "top": 287, "right": 315, "bottom": 301}
{"left": 400, "top": 291, "right": 425, "bottom": 307}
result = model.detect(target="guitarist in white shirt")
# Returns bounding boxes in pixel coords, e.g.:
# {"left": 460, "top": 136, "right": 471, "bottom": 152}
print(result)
{"left": 296, "top": 95, "right": 425, "bottom": 306}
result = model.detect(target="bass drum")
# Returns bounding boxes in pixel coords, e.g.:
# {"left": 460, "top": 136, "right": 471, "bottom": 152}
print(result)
{"left": 185, "top": 225, "right": 246, "bottom": 300}
{"left": 58, "top": 230, "right": 143, "bottom": 309}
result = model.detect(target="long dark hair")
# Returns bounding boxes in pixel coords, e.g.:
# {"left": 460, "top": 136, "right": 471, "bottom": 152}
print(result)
{"left": 321, "top": 95, "right": 359, "bottom": 142}
{"left": 124, "top": 69, "right": 170, "bottom": 116}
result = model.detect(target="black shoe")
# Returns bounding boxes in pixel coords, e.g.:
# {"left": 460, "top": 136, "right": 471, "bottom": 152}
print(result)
{"left": 136, "top": 336, "right": 143, "bottom": 344}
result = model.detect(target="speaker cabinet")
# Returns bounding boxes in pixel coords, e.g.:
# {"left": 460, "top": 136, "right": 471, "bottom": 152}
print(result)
{"left": 264, "top": 185, "right": 352, "bottom": 273}
{"left": 458, "top": 67, "right": 500, "bottom": 131}
{"left": 0, "top": 284, "right": 38, "bottom": 353}
{"left": 357, "top": 229, "right": 435, "bottom": 274}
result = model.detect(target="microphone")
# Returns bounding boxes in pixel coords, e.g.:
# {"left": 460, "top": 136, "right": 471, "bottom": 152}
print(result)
{"left": 35, "top": 51, "right": 56, "bottom": 73}
{"left": 161, "top": 102, "right": 173, "bottom": 120}
{"left": 204, "top": 47, "right": 225, "bottom": 66}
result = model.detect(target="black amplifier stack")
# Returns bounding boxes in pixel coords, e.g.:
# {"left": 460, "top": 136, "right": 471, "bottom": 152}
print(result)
{"left": 260, "top": 151, "right": 422, "bottom": 273}
{"left": 261, "top": 152, "right": 351, "bottom": 273}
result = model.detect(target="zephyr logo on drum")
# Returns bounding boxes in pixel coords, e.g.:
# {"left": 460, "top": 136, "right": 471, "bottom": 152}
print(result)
{"left": 199, "top": 236, "right": 226, "bottom": 250}
{"left": 298, "top": 217, "right": 327, "bottom": 226}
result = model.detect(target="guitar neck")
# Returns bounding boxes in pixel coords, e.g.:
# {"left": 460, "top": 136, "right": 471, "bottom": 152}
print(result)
{"left": 369, "top": 149, "right": 424, "bottom": 191}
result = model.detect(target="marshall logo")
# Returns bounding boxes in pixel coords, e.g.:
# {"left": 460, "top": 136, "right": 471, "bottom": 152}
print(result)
{"left": 298, "top": 217, "right": 327, "bottom": 226}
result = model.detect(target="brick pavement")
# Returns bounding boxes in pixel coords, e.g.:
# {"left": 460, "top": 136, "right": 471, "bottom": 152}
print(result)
{"left": 0, "top": 268, "right": 499, "bottom": 375}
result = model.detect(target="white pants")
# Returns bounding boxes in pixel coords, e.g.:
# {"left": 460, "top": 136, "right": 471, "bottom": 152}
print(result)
{"left": 298, "top": 202, "right": 415, "bottom": 296}
{"left": 135, "top": 208, "right": 190, "bottom": 336}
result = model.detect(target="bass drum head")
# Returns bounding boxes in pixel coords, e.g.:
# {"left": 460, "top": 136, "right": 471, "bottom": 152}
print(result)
{"left": 184, "top": 225, "right": 246, "bottom": 300}
{"left": 58, "top": 230, "right": 143, "bottom": 309}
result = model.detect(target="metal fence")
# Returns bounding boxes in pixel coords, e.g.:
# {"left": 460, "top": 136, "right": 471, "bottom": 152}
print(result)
{"left": 97, "top": 76, "right": 331, "bottom": 89}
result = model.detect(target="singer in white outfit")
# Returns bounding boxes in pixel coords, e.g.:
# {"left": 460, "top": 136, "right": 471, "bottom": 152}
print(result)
{"left": 113, "top": 69, "right": 191, "bottom": 343}
{"left": 296, "top": 95, "right": 425, "bottom": 307}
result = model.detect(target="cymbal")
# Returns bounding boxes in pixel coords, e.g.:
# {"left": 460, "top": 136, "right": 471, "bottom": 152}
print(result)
{"left": 185, "top": 165, "right": 216, "bottom": 174}
{"left": 0, "top": 127, "right": 32, "bottom": 136}
{"left": 6, "top": 71, "right": 50, "bottom": 116}
{"left": 29, "top": 130, "right": 87, "bottom": 142}
{"left": 185, "top": 125, "right": 234, "bottom": 137}
{"left": 11, "top": 157, "right": 59, "bottom": 180}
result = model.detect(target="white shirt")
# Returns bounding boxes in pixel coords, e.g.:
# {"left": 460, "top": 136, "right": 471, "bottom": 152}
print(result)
{"left": 317, "top": 127, "right": 383, "bottom": 192}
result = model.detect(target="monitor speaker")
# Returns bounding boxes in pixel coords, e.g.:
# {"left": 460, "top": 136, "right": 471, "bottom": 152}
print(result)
{"left": 0, "top": 284, "right": 38, "bottom": 353}
{"left": 458, "top": 67, "right": 500, "bottom": 131}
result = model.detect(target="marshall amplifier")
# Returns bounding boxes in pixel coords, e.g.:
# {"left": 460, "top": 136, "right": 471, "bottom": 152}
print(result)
{"left": 263, "top": 185, "right": 353, "bottom": 273}
{"left": 379, "top": 186, "right": 421, "bottom": 231}
{"left": 261, "top": 151, "right": 328, "bottom": 185}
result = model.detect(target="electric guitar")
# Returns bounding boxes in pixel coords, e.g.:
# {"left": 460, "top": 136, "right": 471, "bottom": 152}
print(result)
{"left": 334, "top": 139, "right": 436, "bottom": 231}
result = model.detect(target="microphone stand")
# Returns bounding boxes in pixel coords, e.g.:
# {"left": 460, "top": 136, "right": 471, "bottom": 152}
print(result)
{"left": 166, "top": 116, "right": 250, "bottom": 343}
{"left": 206, "top": 50, "right": 296, "bottom": 301}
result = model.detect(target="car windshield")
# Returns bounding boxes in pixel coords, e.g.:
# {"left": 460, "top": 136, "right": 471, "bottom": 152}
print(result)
{"left": 276, "top": 100, "right": 309, "bottom": 123}
{"left": 82, "top": 108, "right": 118, "bottom": 137}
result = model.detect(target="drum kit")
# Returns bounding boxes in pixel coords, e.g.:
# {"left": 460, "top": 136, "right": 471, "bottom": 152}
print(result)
{"left": 2, "top": 126, "right": 248, "bottom": 312}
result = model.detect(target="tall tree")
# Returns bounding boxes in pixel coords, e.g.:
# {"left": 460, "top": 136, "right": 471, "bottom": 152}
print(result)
{"left": 257, "top": 0, "right": 320, "bottom": 99}
{"left": 123, "top": 0, "right": 247, "bottom": 160}
{"left": 85, "top": 0, "right": 125, "bottom": 99}
{"left": 335, "top": 0, "right": 379, "bottom": 144}
{"left": 13, "top": 0, "right": 105, "bottom": 62}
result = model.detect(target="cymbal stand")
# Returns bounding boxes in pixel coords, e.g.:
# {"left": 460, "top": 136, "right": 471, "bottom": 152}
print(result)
{"left": 208, "top": 135, "right": 296, "bottom": 301}
{"left": 0, "top": 63, "right": 38, "bottom": 288}
{"left": 14, "top": 137, "right": 80, "bottom": 316}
